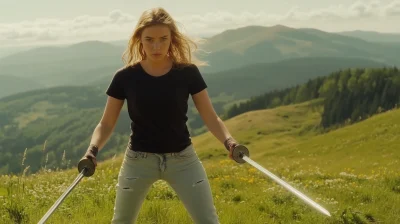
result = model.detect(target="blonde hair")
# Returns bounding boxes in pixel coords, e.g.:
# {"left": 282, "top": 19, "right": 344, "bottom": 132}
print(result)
{"left": 122, "top": 7, "right": 207, "bottom": 68}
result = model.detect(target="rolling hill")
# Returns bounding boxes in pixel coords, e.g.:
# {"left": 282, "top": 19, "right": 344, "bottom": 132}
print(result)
{"left": 0, "top": 75, "right": 45, "bottom": 99}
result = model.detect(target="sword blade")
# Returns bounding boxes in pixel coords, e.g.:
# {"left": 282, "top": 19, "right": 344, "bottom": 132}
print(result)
{"left": 241, "top": 155, "right": 331, "bottom": 217}
{"left": 38, "top": 168, "right": 87, "bottom": 224}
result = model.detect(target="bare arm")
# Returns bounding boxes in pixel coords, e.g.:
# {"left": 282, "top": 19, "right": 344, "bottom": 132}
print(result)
{"left": 89, "top": 96, "right": 125, "bottom": 151}
{"left": 191, "top": 89, "right": 232, "bottom": 144}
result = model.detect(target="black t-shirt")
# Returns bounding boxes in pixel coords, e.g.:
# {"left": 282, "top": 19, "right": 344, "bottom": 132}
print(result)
{"left": 105, "top": 62, "right": 207, "bottom": 153}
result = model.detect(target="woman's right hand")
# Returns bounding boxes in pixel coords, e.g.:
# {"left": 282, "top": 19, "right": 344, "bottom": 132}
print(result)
{"left": 78, "top": 144, "right": 99, "bottom": 177}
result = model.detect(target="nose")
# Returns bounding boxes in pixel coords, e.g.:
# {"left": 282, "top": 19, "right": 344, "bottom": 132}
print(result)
{"left": 152, "top": 42, "right": 160, "bottom": 50}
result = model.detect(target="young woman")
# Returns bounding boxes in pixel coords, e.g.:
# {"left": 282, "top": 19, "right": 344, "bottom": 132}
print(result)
{"left": 78, "top": 7, "right": 248, "bottom": 224}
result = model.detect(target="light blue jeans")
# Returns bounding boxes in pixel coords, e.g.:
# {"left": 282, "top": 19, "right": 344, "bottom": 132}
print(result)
{"left": 111, "top": 144, "right": 220, "bottom": 224}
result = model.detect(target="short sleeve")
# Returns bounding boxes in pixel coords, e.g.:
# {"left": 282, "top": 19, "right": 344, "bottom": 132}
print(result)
{"left": 188, "top": 64, "right": 207, "bottom": 95}
{"left": 105, "top": 69, "right": 126, "bottom": 100}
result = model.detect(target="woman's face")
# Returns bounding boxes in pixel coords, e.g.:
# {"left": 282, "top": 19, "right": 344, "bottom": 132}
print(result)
{"left": 140, "top": 24, "right": 171, "bottom": 61}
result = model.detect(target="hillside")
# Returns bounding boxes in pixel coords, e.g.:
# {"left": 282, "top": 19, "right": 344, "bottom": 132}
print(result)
{"left": 0, "top": 86, "right": 132, "bottom": 175}
{"left": 223, "top": 66, "right": 400, "bottom": 129}
{"left": 187, "top": 99, "right": 400, "bottom": 223}
{"left": 0, "top": 75, "right": 45, "bottom": 99}
{"left": 1, "top": 100, "right": 399, "bottom": 223}
{"left": 195, "top": 99, "right": 400, "bottom": 174}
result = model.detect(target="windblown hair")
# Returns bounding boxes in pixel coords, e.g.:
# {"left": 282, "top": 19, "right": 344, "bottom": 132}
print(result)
{"left": 122, "top": 7, "right": 207, "bottom": 68}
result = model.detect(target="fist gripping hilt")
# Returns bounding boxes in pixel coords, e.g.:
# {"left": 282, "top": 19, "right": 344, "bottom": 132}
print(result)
{"left": 230, "top": 144, "right": 250, "bottom": 164}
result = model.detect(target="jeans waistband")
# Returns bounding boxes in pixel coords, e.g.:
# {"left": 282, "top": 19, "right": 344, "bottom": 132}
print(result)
{"left": 127, "top": 140, "right": 191, "bottom": 155}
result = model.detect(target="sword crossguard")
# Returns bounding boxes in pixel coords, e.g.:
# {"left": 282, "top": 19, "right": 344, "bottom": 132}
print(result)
{"left": 231, "top": 144, "right": 250, "bottom": 164}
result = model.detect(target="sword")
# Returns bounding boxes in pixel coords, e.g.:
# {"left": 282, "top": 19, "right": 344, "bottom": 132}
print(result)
{"left": 37, "top": 153, "right": 97, "bottom": 223}
{"left": 230, "top": 145, "right": 331, "bottom": 217}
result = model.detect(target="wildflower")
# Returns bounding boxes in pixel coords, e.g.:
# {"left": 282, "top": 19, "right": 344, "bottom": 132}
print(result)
{"left": 248, "top": 168, "right": 257, "bottom": 173}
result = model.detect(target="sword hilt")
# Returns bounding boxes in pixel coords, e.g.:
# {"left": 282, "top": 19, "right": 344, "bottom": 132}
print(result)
{"left": 230, "top": 144, "right": 250, "bottom": 164}
{"left": 77, "top": 157, "right": 95, "bottom": 177}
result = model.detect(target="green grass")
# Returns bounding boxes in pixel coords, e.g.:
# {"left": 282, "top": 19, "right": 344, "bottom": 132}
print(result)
{"left": 1, "top": 100, "right": 399, "bottom": 223}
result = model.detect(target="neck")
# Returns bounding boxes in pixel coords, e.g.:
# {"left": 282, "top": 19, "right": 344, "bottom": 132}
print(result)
{"left": 142, "top": 56, "right": 172, "bottom": 69}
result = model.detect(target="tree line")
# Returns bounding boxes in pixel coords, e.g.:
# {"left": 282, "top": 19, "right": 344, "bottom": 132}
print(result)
{"left": 224, "top": 67, "right": 400, "bottom": 128}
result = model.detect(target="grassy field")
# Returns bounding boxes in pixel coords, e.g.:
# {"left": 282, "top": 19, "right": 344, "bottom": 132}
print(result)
{"left": 1, "top": 99, "right": 399, "bottom": 223}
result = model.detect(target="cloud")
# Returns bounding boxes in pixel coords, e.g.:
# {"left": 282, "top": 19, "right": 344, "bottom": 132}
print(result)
{"left": 177, "top": 0, "right": 400, "bottom": 35}
{"left": 0, "top": 9, "right": 137, "bottom": 46}
{"left": 0, "top": 1, "right": 399, "bottom": 47}
{"left": 384, "top": 0, "right": 400, "bottom": 16}
{"left": 275, "top": 0, "right": 398, "bottom": 21}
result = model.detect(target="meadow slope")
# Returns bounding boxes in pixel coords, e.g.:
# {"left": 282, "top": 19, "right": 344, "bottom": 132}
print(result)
{"left": 1, "top": 100, "right": 399, "bottom": 223}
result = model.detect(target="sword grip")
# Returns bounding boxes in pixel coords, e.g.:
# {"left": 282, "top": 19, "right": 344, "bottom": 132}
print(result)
{"left": 77, "top": 157, "right": 95, "bottom": 177}
{"left": 230, "top": 144, "right": 250, "bottom": 164}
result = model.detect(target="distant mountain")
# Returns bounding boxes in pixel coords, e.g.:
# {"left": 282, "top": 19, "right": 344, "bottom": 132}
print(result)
{"left": 0, "top": 40, "right": 122, "bottom": 65}
{"left": 197, "top": 25, "right": 400, "bottom": 72}
{"left": 0, "top": 41, "right": 125, "bottom": 87}
{"left": 1, "top": 25, "right": 399, "bottom": 96}
{"left": 338, "top": 30, "right": 400, "bottom": 43}
{"left": 107, "top": 39, "right": 129, "bottom": 47}
{"left": 0, "top": 45, "right": 36, "bottom": 59}
{"left": 0, "top": 75, "right": 45, "bottom": 99}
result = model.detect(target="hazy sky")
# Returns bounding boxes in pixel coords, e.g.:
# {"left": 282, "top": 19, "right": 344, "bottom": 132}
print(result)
{"left": 1, "top": 0, "right": 399, "bottom": 48}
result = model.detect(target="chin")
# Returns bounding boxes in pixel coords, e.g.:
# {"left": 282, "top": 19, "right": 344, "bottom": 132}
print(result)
{"left": 150, "top": 54, "right": 167, "bottom": 60}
